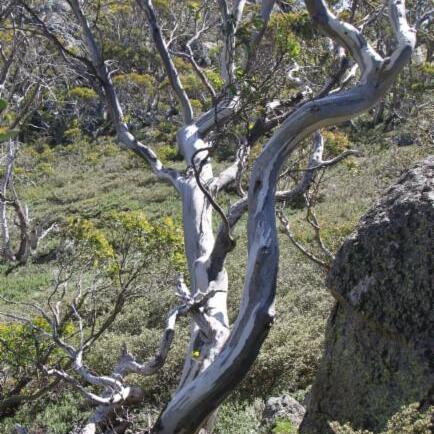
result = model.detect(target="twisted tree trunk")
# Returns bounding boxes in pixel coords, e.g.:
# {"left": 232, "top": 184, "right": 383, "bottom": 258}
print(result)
{"left": 152, "top": 0, "right": 416, "bottom": 431}
{"left": 27, "top": 0, "right": 416, "bottom": 432}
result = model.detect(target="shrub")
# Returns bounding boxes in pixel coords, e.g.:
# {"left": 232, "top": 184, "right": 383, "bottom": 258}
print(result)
{"left": 205, "top": 69, "right": 225, "bottom": 91}
{"left": 67, "top": 86, "right": 98, "bottom": 101}
{"left": 214, "top": 400, "right": 262, "bottom": 434}
{"left": 323, "top": 130, "right": 350, "bottom": 157}
{"left": 268, "top": 13, "right": 303, "bottom": 57}
{"left": 273, "top": 418, "right": 298, "bottom": 434}
{"left": 113, "top": 72, "right": 155, "bottom": 90}
{"left": 0, "top": 392, "right": 89, "bottom": 434}
{"left": 330, "top": 403, "right": 433, "bottom": 434}
{"left": 157, "top": 144, "right": 182, "bottom": 162}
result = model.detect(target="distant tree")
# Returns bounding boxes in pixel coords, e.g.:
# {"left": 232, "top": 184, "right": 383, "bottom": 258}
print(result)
{"left": 0, "top": 138, "right": 45, "bottom": 264}
{"left": 2, "top": 0, "right": 417, "bottom": 432}
{"left": 0, "top": 1, "right": 69, "bottom": 264}
{"left": 0, "top": 114, "right": 56, "bottom": 265}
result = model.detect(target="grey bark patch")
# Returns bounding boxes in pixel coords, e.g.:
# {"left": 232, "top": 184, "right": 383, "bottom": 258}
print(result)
{"left": 300, "top": 157, "right": 434, "bottom": 433}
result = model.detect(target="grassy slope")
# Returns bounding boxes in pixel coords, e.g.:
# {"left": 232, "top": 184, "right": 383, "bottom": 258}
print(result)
{"left": 0, "top": 132, "right": 431, "bottom": 433}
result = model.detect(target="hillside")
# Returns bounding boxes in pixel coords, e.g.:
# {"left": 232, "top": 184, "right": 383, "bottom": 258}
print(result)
{"left": 0, "top": 0, "right": 433, "bottom": 433}
{"left": 0, "top": 127, "right": 431, "bottom": 433}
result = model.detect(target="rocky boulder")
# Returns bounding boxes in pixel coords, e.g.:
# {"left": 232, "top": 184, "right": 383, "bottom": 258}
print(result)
{"left": 300, "top": 157, "right": 434, "bottom": 433}
{"left": 262, "top": 395, "right": 306, "bottom": 429}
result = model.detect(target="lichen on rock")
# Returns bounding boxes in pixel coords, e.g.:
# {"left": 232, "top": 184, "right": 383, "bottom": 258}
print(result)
{"left": 300, "top": 157, "right": 434, "bottom": 433}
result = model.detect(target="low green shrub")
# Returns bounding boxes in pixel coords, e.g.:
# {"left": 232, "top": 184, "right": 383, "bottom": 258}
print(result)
{"left": 273, "top": 418, "right": 298, "bottom": 434}
{"left": 330, "top": 403, "right": 433, "bottom": 434}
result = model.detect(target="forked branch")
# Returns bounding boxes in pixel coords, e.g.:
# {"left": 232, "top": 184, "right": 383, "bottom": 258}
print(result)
{"left": 153, "top": 0, "right": 416, "bottom": 431}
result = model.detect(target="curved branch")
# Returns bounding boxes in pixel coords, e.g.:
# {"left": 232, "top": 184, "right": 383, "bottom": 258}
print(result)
{"left": 218, "top": 0, "right": 247, "bottom": 84}
{"left": 65, "top": 0, "right": 181, "bottom": 189}
{"left": 305, "top": 0, "right": 383, "bottom": 81}
{"left": 245, "top": 0, "right": 276, "bottom": 73}
{"left": 44, "top": 367, "right": 134, "bottom": 406}
{"left": 153, "top": 0, "right": 415, "bottom": 426}
{"left": 211, "top": 138, "right": 250, "bottom": 194}
{"left": 190, "top": 147, "right": 234, "bottom": 251}
{"left": 119, "top": 306, "right": 181, "bottom": 376}
{"left": 136, "top": 0, "right": 194, "bottom": 124}
{"left": 386, "top": 0, "right": 417, "bottom": 72}
{"left": 171, "top": 18, "right": 217, "bottom": 99}
{"left": 277, "top": 211, "right": 329, "bottom": 269}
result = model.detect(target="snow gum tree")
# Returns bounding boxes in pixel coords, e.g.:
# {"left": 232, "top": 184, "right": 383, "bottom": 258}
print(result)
{"left": 2, "top": 0, "right": 418, "bottom": 432}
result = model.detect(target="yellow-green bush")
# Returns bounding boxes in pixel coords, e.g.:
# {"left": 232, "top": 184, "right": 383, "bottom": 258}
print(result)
{"left": 0, "top": 317, "right": 74, "bottom": 374}
{"left": 0, "top": 99, "right": 19, "bottom": 142}
{"left": 66, "top": 211, "right": 185, "bottom": 274}
{"left": 113, "top": 72, "right": 155, "bottom": 90}
{"left": 67, "top": 86, "right": 98, "bottom": 101}
{"left": 157, "top": 144, "right": 182, "bottom": 162}
{"left": 273, "top": 419, "right": 297, "bottom": 434}
{"left": 268, "top": 13, "right": 303, "bottom": 57}
{"left": 323, "top": 130, "right": 350, "bottom": 157}
{"left": 205, "top": 69, "right": 225, "bottom": 91}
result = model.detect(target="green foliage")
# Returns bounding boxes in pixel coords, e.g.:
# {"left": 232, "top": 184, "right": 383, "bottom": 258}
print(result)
{"left": 273, "top": 418, "right": 297, "bottom": 433}
{"left": 317, "top": 220, "right": 356, "bottom": 252}
{"left": 186, "top": 1, "right": 201, "bottom": 12}
{"left": 153, "top": 0, "right": 170, "bottom": 11}
{"left": 113, "top": 72, "right": 155, "bottom": 90}
{"left": 66, "top": 217, "right": 115, "bottom": 262}
{"left": 0, "top": 392, "right": 89, "bottom": 434}
{"left": 152, "top": 120, "right": 178, "bottom": 143}
{"left": 190, "top": 98, "right": 203, "bottom": 112}
{"left": 33, "top": 392, "right": 88, "bottom": 433}
{"left": 106, "top": 0, "right": 133, "bottom": 15}
{"left": 323, "top": 130, "right": 350, "bottom": 157}
{"left": 157, "top": 144, "right": 183, "bottom": 162}
{"left": 0, "top": 98, "right": 7, "bottom": 112}
{"left": 181, "top": 71, "right": 205, "bottom": 97}
{"left": 63, "top": 127, "right": 82, "bottom": 141}
{"left": 344, "top": 157, "right": 360, "bottom": 175}
{"left": 0, "top": 265, "right": 51, "bottom": 300}
{"left": 173, "top": 57, "right": 192, "bottom": 73}
{"left": 0, "top": 126, "right": 18, "bottom": 143}
{"left": 288, "top": 214, "right": 356, "bottom": 257}
{"left": 214, "top": 400, "right": 262, "bottom": 434}
{"left": 330, "top": 403, "right": 433, "bottom": 434}
{"left": 66, "top": 210, "right": 185, "bottom": 274}
{"left": 385, "top": 404, "right": 433, "bottom": 434}
{"left": 0, "top": 316, "right": 73, "bottom": 384}
{"left": 268, "top": 13, "right": 301, "bottom": 58}
{"left": 67, "top": 86, "right": 98, "bottom": 101}
{"left": 0, "top": 99, "right": 19, "bottom": 142}
{"left": 285, "top": 12, "right": 316, "bottom": 39}
{"left": 205, "top": 69, "right": 225, "bottom": 91}
{"left": 0, "top": 318, "right": 49, "bottom": 369}
{"left": 419, "top": 62, "right": 434, "bottom": 76}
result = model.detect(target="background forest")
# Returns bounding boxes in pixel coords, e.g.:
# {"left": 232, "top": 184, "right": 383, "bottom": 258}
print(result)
{"left": 0, "top": 0, "right": 432, "bottom": 433}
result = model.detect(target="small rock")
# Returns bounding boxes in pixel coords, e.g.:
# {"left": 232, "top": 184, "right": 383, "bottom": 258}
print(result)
{"left": 262, "top": 394, "right": 306, "bottom": 428}
{"left": 394, "top": 133, "right": 415, "bottom": 146}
